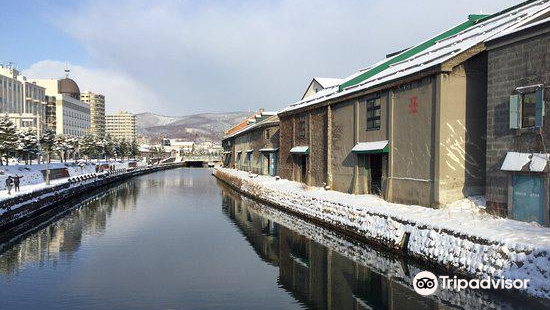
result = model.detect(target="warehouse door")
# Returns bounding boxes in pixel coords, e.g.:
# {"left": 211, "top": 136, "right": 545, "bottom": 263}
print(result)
{"left": 268, "top": 152, "right": 277, "bottom": 176}
{"left": 370, "top": 155, "right": 383, "bottom": 195}
{"left": 512, "top": 175, "right": 545, "bottom": 224}
{"left": 365, "top": 155, "right": 383, "bottom": 195}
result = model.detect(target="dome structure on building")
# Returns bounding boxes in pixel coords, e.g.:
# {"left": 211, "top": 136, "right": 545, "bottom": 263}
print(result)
{"left": 58, "top": 78, "right": 81, "bottom": 100}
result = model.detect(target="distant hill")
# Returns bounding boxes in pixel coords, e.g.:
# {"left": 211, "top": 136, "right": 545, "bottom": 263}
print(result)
{"left": 136, "top": 111, "right": 253, "bottom": 143}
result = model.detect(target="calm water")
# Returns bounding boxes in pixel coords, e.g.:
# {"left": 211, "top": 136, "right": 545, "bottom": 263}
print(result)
{"left": 0, "top": 168, "right": 543, "bottom": 310}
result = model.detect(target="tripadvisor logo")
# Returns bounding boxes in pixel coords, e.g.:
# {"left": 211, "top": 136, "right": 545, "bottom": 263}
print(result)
{"left": 413, "top": 271, "right": 530, "bottom": 296}
{"left": 413, "top": 271, "right": 438, "bottom": 296}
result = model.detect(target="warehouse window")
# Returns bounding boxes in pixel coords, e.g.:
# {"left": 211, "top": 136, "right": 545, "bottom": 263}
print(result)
{"left": 510, "top": 87, "right": 545, "bottom": 129}
{"left": 298, "top": 116, "right": 306, "bottom": 138}
{"left": 366, "top": 98, "right": 381, "bottom": 130}
{"left": 521, "top": 92, "right": 537, "bottom": 128}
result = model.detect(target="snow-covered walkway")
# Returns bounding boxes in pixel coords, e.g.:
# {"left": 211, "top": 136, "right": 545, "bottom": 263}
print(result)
{"left": 0, "top": 160, "right": 142, "bottom": 202}
{"left": 214, "top": 167, "right": 550, "bottom": 300}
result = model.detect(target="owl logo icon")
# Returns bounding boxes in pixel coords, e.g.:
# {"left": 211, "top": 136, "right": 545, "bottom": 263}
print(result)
{"left": 413, "top": 271, "right": 438, "bottom": 295}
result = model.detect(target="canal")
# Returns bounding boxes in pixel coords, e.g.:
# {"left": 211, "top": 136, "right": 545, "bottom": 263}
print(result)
{"left": 0, "top": 168, "right": 543, "bottom": 310}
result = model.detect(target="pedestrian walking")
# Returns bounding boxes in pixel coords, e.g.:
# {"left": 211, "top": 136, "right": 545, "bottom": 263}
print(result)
{"left": 14, "top": 175, "right": 23, "bottom": 192}
{"left": 5, "top": 176, "right": 14, "bottom": 195}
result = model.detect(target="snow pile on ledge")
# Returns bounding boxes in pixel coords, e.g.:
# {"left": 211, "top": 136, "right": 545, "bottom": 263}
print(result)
{"left": 214, "top": 168, "right": 550, "bottom": 299}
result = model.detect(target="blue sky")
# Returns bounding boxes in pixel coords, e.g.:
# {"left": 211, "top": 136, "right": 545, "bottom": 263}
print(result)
{"left": 1, "top": 0, "right": 521, "bottom": 115}
{"left": 0, "top": 1, "right": 88, "bottom": 68}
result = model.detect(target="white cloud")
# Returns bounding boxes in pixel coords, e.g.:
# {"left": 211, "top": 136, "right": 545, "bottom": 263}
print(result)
{"left": 23, "top": 60, "right": 158, "bottom": 114}
{"left": 48, "top": 0, "right": 520, "bottom": 114}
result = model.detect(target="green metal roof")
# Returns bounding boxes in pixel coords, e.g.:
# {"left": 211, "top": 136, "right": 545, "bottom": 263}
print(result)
{"left": 338, "top": 15, "right": 487, "bottom": 92}
{"left": 337, "top": 0, "right": 542, "bottom": 92}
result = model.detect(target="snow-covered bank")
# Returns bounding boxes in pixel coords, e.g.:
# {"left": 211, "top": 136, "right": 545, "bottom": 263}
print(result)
{"left": 0, "top": 160, "right": 144, "bottom": 201}
{"left": 214, "top": 168, "right": 550, "bottom": 300}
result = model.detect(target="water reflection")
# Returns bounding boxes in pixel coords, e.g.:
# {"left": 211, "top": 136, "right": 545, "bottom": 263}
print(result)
{"left": 220, "top": 183, "right": 542, "bottom": 310}
{"left": 0, "top": 169, "right": 544, "bottom": 310}
{"left": 0, "top": 182, "right": 140, "bottom": 277}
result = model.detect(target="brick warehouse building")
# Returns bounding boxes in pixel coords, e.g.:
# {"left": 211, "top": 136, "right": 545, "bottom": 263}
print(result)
{"left": 279, "top": 78, "right": 342, "bottom": 186}
{"left": 278, "top": 78, "right": 341, "bottom": 187}
{"left": 222, "top": 1, "right": 550, "bottom": 221}
{"left": 278, "top": 1, "right": 550, "bottom": 207}
{"left": 222, "top": 111, "right": 280, "bottom": 176}
{"left": 485, "top": 17, "right": 550, "bottom": 226}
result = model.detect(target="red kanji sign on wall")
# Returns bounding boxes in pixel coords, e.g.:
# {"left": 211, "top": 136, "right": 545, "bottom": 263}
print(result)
{"left": 409, "top": 96, "right": 418, "bottom": 114}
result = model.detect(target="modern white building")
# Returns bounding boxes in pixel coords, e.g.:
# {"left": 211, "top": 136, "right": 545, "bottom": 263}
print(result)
{"left": 0, "top": 64, "right": 23, "bottom": 114}
{"left": 32, "top": 77, "right": 90, "bottom": 136}
{"left": 161, "top": 139, "right": 196, "bottom": 158}
{"left": 106, "top": 111, "right": 136, "bottom": 141}
{"left": 0, "top": 64, "right": 47, "bottom": 134}
{"left": 80, "top": 91, "right": 105, "bottom": 137}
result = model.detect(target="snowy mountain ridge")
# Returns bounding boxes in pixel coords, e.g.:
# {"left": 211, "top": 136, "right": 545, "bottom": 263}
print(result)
{"left": 136, "top": 111, "right": 253, "bottom": 143}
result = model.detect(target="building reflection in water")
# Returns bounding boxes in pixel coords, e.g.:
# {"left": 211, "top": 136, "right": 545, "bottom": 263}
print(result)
{"left": 0, "top": 181, "right": 140, "bottom": 277}
{"left": 220, "top": 183, "right": 535, "bottom": 310}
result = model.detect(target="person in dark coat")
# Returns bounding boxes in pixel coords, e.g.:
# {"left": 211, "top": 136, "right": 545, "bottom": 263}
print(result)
{"left": 14, "top": 175, "right": 23, "bottom": 192}
{"left": 5, "top": 176, "right": 14, "bottom": 195}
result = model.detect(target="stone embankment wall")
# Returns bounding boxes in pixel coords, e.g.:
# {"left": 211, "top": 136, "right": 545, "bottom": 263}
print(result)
{"left": 213, "top": 168, "right": 550, "bottom": 301}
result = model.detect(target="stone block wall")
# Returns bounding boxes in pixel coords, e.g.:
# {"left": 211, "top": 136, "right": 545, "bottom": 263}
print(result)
{"left": 486, "top": 30, "right": 550, "bottom": 215}
{"left": 278, "top": 115, "right": 294, "bottom": 180}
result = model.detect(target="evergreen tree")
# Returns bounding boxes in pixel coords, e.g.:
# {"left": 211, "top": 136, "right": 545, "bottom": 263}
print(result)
{"left": 130, "top": 139, "right": 140, "bottom": 159}
{"left": 103, "top": 133, "right": 115, "bottom": 160}
{"left": 0, "top": 115, "right": 19, "bottom": 165}
{"left": 54, "top": 134, "right": 69, "bottom": 162}
{"left": 79, "top": 134, "right": 97, "bottom": 161}
{"left": 119, "top": 138, "right": 129, "bottom": 160}
{"left": 17, "top": 128, "right": 40, "bottom": 164}
{"left": 92, "top": 135, "right": 104, "bottom": 161}
{"left": 40, "top": 127, "right": 56, "bottom": 163}
{"left": 66, "top": 136, "right": 80, "bottom": 160}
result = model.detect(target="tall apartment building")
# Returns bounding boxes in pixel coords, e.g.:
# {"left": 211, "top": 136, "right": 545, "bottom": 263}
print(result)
{"left": 0, "top": 64, "right": 23, "bottom": 114}
{"left": 0, "top": 64, "right": 46, "bottom": 134}
{"left": 45, "top": 95, "right": 57, "bottom": 131}
{"left": 106, "top": 111, "right": 136, "bottom": 141}
{"left": 80, "top": 91, "right": 106, "bottom": 137}
{"left": 32, "top": 77, "right": 90, "bottom": 136}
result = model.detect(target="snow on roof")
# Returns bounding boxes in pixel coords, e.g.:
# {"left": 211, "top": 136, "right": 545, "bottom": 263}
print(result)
{"left": 488, "top": 15, "right": 550, "bottom": 41}
{"left": 501, "top": 152, "right": 531, "bottom": 171}
{"left": 314, "top": 77, "right": 343, "bottom": 88}
{"left": 530, "top": 153, "right": 549, "bottom": 171}
{"left": 290, "top": 146, "right": 309, "bottom": 154}
{"left": 170, "top": 141, "right": 194, "bottom": 146}
{"left": 223, "top": 114, "right": 279, "bottom": 139}
{"left": 281, "top": 0, "right": 550, "bottom": 114}
{"left": 259, "top": 148, "right": 279, "bottom": 152}
{"left": 281, "top": 84, "right": 340, "bottom": 113}
{"left": 501, "top": 152, "right": 549, "bottom": 172}
{"left": 351, "top": 140, "right": 389, "bottom": 153}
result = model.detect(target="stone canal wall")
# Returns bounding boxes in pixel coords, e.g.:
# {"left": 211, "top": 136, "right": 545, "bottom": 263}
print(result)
{"left": 213, "top": 167, "right": 550, "bottom": 301}
{"left": 0, "top": 163, "right": 184, "bottom": 239}
{"left": 220, "top": 186, "right": 527, "bottom": 310}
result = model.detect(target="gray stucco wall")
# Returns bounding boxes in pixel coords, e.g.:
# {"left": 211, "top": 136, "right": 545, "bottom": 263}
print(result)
{"left": 438, "top": 54, "right": 487, "bottom": 204}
